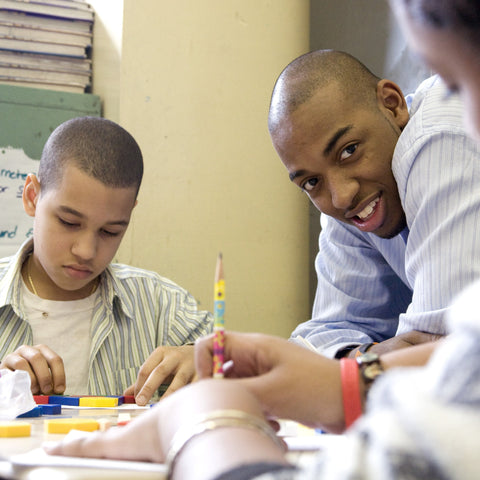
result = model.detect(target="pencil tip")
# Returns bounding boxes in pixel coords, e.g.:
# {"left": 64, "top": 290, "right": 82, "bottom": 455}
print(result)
{"left": 218, "top": 252, "right": 223, "bottom": 259}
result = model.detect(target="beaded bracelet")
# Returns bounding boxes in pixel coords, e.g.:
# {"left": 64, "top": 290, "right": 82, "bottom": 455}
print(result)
{"left": 340, "top": 358, "right": 363, "bottom": 429}
{"left": 165, "top": 409, "right": 285, "bottom": 479}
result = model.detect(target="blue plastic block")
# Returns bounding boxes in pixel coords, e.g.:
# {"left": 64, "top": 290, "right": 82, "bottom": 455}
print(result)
{"left": 17, "top": 406, "right": 43, "bottom": 418}
{"left": 40, "top": 404, "right": 62, "bottom": 415}
{"left": 48, "top": 395, "right": 80, "bottom": 406}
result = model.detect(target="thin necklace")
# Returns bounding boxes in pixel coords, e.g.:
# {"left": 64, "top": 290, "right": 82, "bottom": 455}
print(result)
{"left": 27, "top": 263, "right": 38, "bottom": 296}
{"left": 27, "top": 255, "right": 98, "bottom": 298}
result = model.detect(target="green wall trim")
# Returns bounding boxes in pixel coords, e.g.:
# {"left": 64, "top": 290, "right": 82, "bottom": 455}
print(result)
{"left": 0, "top": 84, "right": 101, "bottom": 159}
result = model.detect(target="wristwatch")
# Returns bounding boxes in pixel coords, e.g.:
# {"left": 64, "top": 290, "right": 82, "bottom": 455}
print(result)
{"left": 355, "top": 352, "right": 384, "bottom": 392}
{"left": 356, "top": 342, "right": 377, "bottom": 356}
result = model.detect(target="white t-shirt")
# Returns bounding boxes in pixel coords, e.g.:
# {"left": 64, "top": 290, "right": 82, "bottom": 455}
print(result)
{"left": 21, "top": 279, "right": 95, "bottom": 395}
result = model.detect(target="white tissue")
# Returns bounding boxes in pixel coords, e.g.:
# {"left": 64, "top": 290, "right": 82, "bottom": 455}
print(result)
{"left": 0, "top": 368, "right": 37, "bottom": 420}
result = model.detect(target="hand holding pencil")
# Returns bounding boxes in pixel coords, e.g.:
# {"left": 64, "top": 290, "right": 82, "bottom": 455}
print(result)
{"left": 195, "top": 331, "right": 343, "bottom": 431}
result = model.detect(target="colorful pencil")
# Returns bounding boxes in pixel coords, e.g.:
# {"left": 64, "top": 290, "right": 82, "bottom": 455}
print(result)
{"left": 213, "top": 253, "right": 225, "bottom": 378}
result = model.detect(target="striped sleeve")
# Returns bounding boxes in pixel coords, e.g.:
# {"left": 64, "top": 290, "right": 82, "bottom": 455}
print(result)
{"left": 88, "top": 264, "right": 213, "bottom": 395}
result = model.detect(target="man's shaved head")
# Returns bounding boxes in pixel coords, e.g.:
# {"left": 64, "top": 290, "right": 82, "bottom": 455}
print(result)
{"left": 268, "top": 50, "right": 380, "bottom": 134}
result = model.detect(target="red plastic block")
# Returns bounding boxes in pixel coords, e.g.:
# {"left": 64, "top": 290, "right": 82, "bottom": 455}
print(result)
{"left": 33, "top": 395, "right": 50, "bottom": 404}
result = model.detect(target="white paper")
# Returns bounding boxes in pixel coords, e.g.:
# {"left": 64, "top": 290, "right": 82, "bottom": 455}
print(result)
{"left": 0, "top": 147, "right": 38, "bottom": 258}
{"left": 10, "top": 447, "right": 167, "bottom": 476}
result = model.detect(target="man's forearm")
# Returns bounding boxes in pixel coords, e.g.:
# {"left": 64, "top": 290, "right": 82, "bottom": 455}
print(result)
{"left": 346, "top": 331, "right": 444, "bottom": 359}
{"left": 380, "top": 340, "right": 442, "bottom": 370}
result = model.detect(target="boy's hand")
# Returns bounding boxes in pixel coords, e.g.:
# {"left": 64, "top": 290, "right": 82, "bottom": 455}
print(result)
{"left": 124, "top": 345, "right": 196, "bottom": 406}
{"left": 0, "top": 344, "right": 66, "bottom": 394}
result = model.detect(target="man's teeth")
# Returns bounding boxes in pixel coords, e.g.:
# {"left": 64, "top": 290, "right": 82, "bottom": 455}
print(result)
{"left": 357, "top": 199, "right": 378, "bottom": 220}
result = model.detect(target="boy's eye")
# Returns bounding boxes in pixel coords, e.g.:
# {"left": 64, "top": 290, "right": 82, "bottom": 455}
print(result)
{"left": 59, "top": 218, "right": 77, "bottom": 227}
{"left": 101, "top": 229, "right": 120, "bottom": 237}
{"left": 340, "top": 143, "right": 358, "bottom": 161}
{"left": 302, "top": 178, "right": 318, "bottom": 192}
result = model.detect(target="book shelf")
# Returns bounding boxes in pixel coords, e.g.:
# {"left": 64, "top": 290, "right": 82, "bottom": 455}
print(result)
{"left": 0, "top": 0, "right": 94, "bottom": 93}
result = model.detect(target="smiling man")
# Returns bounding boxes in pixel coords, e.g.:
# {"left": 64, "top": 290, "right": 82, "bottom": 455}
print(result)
{"left": 269, "top": 49, "right": 480, "bottom": 358}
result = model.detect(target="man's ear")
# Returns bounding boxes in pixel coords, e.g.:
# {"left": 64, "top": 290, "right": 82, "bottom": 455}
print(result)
{"left": 376, "top": 79, "right": 409, "bottom": 129}
{"left": 22, "top": 174, "right": 41, "bottom": 217}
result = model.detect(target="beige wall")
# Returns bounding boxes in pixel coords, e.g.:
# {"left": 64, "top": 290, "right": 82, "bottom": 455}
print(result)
{"left": 88, "top": 0, "right": 123, "bottom": 121}
{"left": 90, "top": 1, "right": 310, "bottom": 338}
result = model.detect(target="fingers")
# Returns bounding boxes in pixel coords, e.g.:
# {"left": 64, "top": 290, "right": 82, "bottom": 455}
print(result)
{"left": 194, "top": 334, "right": 215, "bottom": 378}
{"left": 198, "top": 335, "right": 345, "bottom": 431}
{"left": 158, "top": 362, "right": 194, "bottom": 399}
{"left": 1, "top": 345, "right": 65, "bottom": 394}
{"left": 398, "top": 330, "right": 445, "bottom": 345}
{"left": 368, "top": 331, "right": 445, "bottom": 356}
{"left": 134, "top": 346, "right": 195, "bottom": 406}
{"left": 44, "top": 409, "right": 164, "bottom": 463}
{"left": 196, "top": 331, "right": 288, "bottom": 381}
{"left": 44, "top": 430, "right": 117, "bottom": 458}
{"left": 195, "top": 331, "right": 264, "bottom": 379}
{"left": 37, "top": 345, "right": 65, "bottom": 393}
{"left": 1, "top": 351, "right": 38, "bottom": 392}
{"left": 133, "top": 348, "right": 165, "bottom": 406}
{"left": 123, "top": 384, "right": 134, "bottom": 396}
{"left": 45, "top": 380, "right": 268, "bottom": 465}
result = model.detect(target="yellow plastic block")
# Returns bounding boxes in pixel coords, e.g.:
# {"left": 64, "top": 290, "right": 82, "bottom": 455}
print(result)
{"left": 45, "top": 418, "right": 100, "bottom": 434}
{"left": 0, "top": 421, "right": 31, "bottom": 437}
{"left": 79, "top": 397, "right": 119, "bottom": 408}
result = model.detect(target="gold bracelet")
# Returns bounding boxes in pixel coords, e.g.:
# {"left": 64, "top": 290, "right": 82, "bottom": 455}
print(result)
{"left": 165, "top": 409, "right": 285, "bottom": 479}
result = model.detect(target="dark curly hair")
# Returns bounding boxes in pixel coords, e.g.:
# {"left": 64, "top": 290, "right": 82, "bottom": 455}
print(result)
{"left": 392, "top": 0, "right": 480, "bottom": 44}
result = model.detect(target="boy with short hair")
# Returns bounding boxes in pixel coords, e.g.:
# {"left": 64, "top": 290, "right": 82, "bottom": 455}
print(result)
{"left": 0, "top": 116, "right": 212, "bottom": 405}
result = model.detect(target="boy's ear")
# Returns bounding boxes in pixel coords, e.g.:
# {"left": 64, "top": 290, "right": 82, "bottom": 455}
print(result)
{"left": 23, "top": 174, "right": 41, "bottom": 217}
{"left": 376, "top": 79, "right": 409, "bottom": 129}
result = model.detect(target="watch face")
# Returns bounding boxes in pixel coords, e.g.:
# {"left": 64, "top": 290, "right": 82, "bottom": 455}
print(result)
{"left": 358, "top": 352, "right": 379, "bottom": 364}
{"left": 357, "top": 352, "right": 384, "bottom": 385}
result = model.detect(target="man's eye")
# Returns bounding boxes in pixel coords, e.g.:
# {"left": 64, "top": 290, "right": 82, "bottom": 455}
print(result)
{"left": 302, "top": 178, "right": 318, "bottom": 192}
{"left": 340, "top": 144, "right": 358, "bottom": 161}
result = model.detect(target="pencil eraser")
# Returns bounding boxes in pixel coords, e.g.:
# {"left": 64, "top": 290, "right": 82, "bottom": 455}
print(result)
{"left": 79, "top": 396, "right": 118, "bottom": 407}
{"left": 44, "top": 418, "right": 100, "bottom": 434}
{"left": 17, "top": 406, "right": 43, "bottom": 418}
{"left": 40, "top": 404, "right": 62, "bottom": 415}
{"left": 48, "top": 395, "right": 80, "bottom": 406}
{"left": 0, "top": 421, "right": 31, "bottom": 437}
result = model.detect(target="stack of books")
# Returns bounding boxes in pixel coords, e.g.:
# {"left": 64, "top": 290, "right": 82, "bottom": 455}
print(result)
{"left": 0, "top": 0, "right": 93, "bottom": 94}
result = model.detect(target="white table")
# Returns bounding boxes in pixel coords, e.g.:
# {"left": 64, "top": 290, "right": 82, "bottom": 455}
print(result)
{"left": 0, "top": 404, "right": 166, "bottom": 479}
{"left": 0, "top": 409, "right": 338, "bottom": 479}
